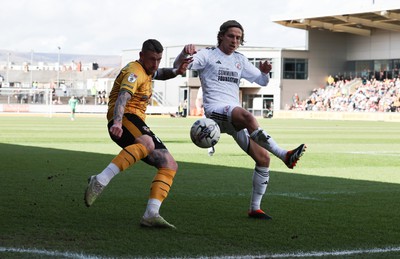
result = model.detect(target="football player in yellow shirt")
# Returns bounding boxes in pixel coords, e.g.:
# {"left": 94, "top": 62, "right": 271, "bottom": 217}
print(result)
{"left": 84, "top": 39, "right": 191, "bottom": 229}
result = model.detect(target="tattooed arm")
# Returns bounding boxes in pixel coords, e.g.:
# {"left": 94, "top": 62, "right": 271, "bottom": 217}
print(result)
{"left": 154, "top": 57, "right": 193, "bottom": 80}
{"left": 109, "top": 90, "right": 131, "bottom": 139}
{"left": 154, "top": 68, "right": 178, "bottom": 80}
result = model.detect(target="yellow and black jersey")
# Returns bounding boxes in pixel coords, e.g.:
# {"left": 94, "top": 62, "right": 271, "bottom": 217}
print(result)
{"left": 107, "top": 61, "right": 152, "bottom": 121}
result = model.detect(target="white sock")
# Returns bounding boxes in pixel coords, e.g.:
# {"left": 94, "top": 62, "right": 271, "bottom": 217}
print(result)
{"left": 96, "top": 163, "right": 120, "bottom": 186}
{"left": 250, "top": 127, "right": 287, "bottom": 160}
{"left": 143, "top": 198, "right": 161, "bottom": 219}
{"left": 250, "top": 166, "right": 270, "bottom": 211}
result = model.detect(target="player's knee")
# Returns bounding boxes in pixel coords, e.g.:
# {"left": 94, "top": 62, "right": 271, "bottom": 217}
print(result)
{"left": 136, "top": 135, "right": 155, "bottom": 153}
{"left": 234, "top": 108, "right": 258, "bottom": 131}
{"left": 166, "top": 157, "right": 178, "bottom": 171}
{"left": 240, "top": 109, "right": 256, "bottom": 123}
{"left": 258, "top": 157, "right": 270, "bottom": 167}
{"left": 255, "top": 149, "right": 270, "bottom": 167}
{"left": 151, "top": 150, "right": 178, "bottom": 171}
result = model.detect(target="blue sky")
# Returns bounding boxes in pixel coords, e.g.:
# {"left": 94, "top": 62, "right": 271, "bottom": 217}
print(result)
{"left": 1, "top": 0, "right": 398, "bottom": 55}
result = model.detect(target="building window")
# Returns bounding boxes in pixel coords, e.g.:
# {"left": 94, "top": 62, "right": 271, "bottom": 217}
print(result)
{"left": 189, "top": 70, "right": 198, "bottom": 78}
{"left": 242, "top": 94, "right": 274, "bottom": 117}
{"left": 283, "top": 58, "right": 308, "bottom": 80}
{"left": 345, "top": 59, "right": 400, "bottom": 80}
{"left": 248, "top": 58, "right": 274, "bottom": 78}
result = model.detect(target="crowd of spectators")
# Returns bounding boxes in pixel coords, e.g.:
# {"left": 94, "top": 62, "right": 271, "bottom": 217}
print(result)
{"left": 288, "top": 75, "right": 400, "bottom": 113}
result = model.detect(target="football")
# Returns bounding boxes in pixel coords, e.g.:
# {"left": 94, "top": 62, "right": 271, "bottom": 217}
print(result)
{"left": 190, "top": 118, "right": 220, "bottom": 148}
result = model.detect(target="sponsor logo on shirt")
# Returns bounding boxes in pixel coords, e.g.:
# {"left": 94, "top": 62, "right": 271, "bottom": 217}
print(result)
{"left": 128, "top": 73, "right": 137, "bottom": 83}
{"left": 224, "top": 105, "right": 230, "bottom": 113}
{"left": 217, "top": 70, "right": 239, "bottom": 84}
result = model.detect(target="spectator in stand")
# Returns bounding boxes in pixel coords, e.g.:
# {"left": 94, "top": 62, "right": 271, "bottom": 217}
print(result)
{"left": 91, "top": 85, "right": 97, "bottom": 97}
{"left": 292, "top": 93, "right": 300, "bottom": 109}
{"left": 97, "top": 91, "right": 102, "bottom": 104}
{"left": 292, "top": 76, "right": 400, "bottom": 113}
{"left": 394, "top": 96, "right": 400, "bottom": 112}
{"left": 327, "top": 75, "right": 334, "bottom": 86}
{"left": 101, "top": 90, "right": 107, "bottom": 104}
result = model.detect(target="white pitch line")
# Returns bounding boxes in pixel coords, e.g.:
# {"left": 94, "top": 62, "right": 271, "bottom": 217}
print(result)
{"left": 272, "top": 192, "right": 323, "bottom": 200}
{"left": 272, "top": 190, "right": 358, "bottom": 201}
{"left": 346, "top": 151, "right": 400, "bottom": 156}
{"left": 268, "top": 246, "right": 400, "bottom": 258}
{"left": 2, "top": 246, "right": 400, "bottom": 259}
{"left": 0, "top": 247, "right": 100, "bottom": 259}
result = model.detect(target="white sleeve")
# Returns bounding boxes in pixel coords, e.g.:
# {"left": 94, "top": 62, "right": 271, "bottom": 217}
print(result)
{"left": 188, "top": 49, "right": 207, "bottom": 71}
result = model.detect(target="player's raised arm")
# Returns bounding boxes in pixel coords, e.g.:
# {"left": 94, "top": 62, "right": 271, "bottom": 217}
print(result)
{"left": 155, "top": 57, "right": 192, "bottom": 80}
{"left": 259, "top": 60, "right": 272, "bottom": 74}
{"left": 173, "top": 44, "right": 197, "bottom": 68}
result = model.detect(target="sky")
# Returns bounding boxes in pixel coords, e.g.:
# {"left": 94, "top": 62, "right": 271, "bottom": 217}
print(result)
{"left": 1, "top": 0, "right": 398, "bottom": 56}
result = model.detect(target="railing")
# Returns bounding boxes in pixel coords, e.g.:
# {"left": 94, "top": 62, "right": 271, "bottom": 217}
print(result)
{"left": 151, "top": 91, "right": 173, "bottom": 106}
{"left": 0, "top": 87, "right": 52, "bottom": 105}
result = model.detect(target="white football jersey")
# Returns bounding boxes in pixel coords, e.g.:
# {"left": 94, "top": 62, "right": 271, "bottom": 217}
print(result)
{"left": 189, "top": 47, "right": 270, "bottom": 112}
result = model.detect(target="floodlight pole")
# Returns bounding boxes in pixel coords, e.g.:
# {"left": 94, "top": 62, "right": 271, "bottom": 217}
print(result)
{"left": 30, "top": 49, "right": 35, "bottom": 103}
{"left": 57, "top": 46, "right": 61, "bottom": 88}
{"left": 6, "top": 52, "right": 10, "bottom": 86}
{"left": 30, "top": 49, "right": 33, "bottom": 87}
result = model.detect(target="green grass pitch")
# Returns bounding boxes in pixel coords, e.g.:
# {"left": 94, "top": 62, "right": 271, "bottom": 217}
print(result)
{"left": 1, "top": 115, "right": 400, "bottom": 258}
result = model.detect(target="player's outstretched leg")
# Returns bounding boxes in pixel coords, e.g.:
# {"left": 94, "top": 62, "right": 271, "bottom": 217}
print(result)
{"left": 248, "top": 166, "right": 272, "bottom": 220}
{"left": 140, "top": 169, "right": 177, "bottom": 229}
{"left": 84, "top": 175, "right": 106, "bottom": 207}
{"left": 284, "top": 144, "right": 307, "bottom": 169}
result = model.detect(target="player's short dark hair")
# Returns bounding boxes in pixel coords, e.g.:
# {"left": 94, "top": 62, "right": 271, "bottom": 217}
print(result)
{"left": 142, "top": 39, "right": 164, "bottom": 53}
{"left": 217, "top": 20, "right": 245, "bottom": 46}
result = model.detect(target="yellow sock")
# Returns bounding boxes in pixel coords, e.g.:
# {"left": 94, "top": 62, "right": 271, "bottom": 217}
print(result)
{"left": 149, "top": 168, "right": 176, "bottom": 202}
{"left": 111, "top": 143, "right": 148, "bottom": 171}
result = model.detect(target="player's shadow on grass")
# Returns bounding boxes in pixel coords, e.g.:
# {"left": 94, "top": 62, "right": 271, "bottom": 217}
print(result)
{"left": 1, "top": 143, "right": 400, "bottom": 258}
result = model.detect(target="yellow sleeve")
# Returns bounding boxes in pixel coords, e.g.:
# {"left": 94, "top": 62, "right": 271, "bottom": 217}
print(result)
{"left": 120, "top": 72, "right": 139, "bottom": 95}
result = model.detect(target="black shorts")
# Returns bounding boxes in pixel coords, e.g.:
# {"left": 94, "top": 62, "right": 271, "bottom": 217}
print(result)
{"left": 107, "top": 113, "right": 166, "bottom": 150}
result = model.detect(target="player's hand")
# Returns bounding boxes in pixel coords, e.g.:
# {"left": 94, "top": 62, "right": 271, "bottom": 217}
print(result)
{"left": 259, "top": 60, "right": 272, "bottom": 74}
{"left": 183, "top": 44, "right": 197, "bottom": 56}
{"left": 110, "top": 122, "right": 123, "bottom": 139}
{"left": 176, "top": 57, "right": 193, "bottom": 75}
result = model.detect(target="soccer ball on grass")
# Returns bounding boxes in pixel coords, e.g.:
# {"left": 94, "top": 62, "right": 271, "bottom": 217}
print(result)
{"left": 190, "top": 118, "right": 220, "bottom": 148}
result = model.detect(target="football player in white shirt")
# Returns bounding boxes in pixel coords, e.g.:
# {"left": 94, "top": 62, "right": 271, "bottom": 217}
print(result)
{"left": 175, "top": 20, "right": 306, "bottom": 220}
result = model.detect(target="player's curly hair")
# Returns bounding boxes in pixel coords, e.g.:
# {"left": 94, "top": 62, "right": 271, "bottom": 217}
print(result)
{"left": 142, "top": 39, "right": 164, "bottom": 53}
{"left": 217, "top": 20, "right": 245, "bottom": 46}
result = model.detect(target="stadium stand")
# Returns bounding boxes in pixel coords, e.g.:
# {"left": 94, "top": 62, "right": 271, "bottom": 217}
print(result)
{"left": 289, "top": 77, "right": 400, "bottom": 113}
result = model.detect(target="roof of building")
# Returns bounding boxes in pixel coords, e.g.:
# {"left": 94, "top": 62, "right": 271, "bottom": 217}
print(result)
{"left": 274, "top": 8, "right": 400, "bottom": 36}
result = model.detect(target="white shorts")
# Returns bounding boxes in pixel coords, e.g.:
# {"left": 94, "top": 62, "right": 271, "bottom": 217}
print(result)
{"left": 205, "top": 104, "right": 238, "bottom": 135}
{"left": 205, "top": 104, "right": 250, "bottom": 153}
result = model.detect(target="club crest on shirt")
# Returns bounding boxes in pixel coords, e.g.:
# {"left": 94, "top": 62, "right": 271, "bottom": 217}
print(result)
{"left": 127, "top": 73, "right": 137, "bottom": 83}
{"left": 142, "top": 126, "right": 151, "bottom": 133}
{"left": 224, "top": 105, "right": 230, "bottom": 113}
{"left": 236, "top": 62, "right": 241, "bottom": 70}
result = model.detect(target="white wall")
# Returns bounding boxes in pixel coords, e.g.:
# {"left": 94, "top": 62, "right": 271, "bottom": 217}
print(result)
{"left": 347, "top": 29, "right": 400, "bottom": 60}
